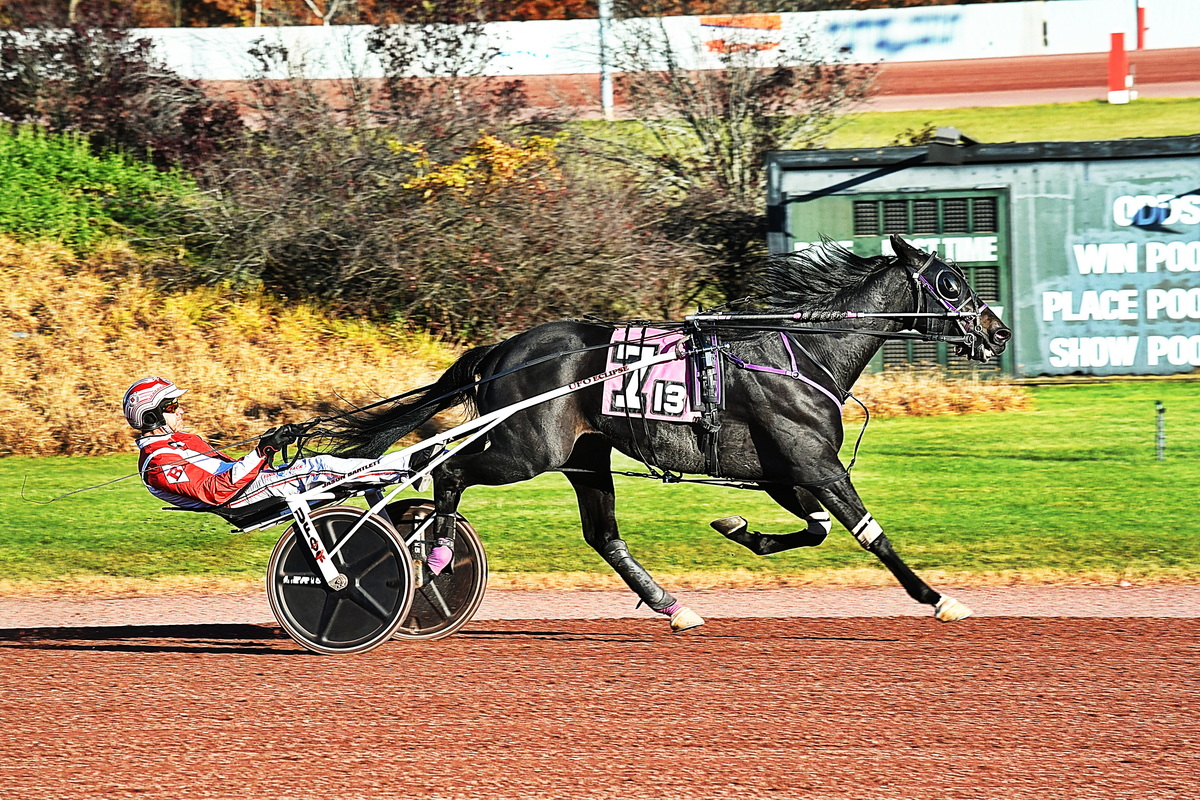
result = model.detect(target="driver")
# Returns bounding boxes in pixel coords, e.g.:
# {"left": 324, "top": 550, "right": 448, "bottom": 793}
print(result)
{"left": 124, "top": 376, "right": 407, "bottom": 511}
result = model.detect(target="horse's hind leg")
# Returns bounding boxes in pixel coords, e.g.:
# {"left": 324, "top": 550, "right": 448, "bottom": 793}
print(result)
{"left": 712, "top": 485, "right": 831, "bottom": 554}
{"left": 809, "top": 474, "right": 973, "bottom": 622}
{"left": 428, "top": 465, "right": 471, "bottom": 576}
{"left": 564, "top": 439, "right": 704, "bottom": 632}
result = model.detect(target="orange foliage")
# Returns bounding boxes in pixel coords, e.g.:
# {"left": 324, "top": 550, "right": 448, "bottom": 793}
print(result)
{"left": 504, "top": 0, "right": 594, "bottom": 20}
{"left": 197, "top": 0, "right": 258, "bottom": 27}
{"left": 119, "top": 0, "right": 984, "bottom": 27}
{"left": 396, "top": 133, "right": 567, "bottom": 200}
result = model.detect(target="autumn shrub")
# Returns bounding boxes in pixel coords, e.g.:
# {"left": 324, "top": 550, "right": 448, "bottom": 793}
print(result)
{"left": 173, "top": 123, "right": 701, "bottom": 339}
{"left": 0, "top": 237, "right": 459, "bottom": 457}
{"left": 382, "top": 132, "right": 702, "bottom": 334}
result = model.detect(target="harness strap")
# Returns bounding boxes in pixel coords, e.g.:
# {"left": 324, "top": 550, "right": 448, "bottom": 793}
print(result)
{"left": 686, "top": 326, "right": 724, "bottom": 477}
{"left": 720, "top": 334, "right": 844, "bottom": 410}
{"left": 716, "top": 332, "right": 871, "bottom": 472}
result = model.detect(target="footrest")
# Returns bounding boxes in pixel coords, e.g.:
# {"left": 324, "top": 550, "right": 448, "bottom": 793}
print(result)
{"left": 162, "top": 498, "right": 298, "bottom": 530}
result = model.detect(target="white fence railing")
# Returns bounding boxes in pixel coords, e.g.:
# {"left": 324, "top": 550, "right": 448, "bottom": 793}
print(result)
{"left": 136, "top": 0, "right": 1196, "bottom": 82}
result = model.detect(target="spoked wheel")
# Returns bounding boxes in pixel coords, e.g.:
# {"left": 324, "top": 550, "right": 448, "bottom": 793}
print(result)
{"left": 386, "top": 500, "right": 488, "bottom": 641}
{"left": 267, "top": 505, "right": 415, "bottom": 655}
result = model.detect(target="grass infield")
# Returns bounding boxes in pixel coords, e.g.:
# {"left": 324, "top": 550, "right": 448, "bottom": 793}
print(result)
{"left": 4, "top": 380, "right": 1196, "bottom": 596}
{"left": 828, "top": 97, "right": 1200, "bottom": 148}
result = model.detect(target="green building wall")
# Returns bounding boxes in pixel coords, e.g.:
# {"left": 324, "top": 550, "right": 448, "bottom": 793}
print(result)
{"left": 766, "top": 136, "right": 1200, "bottom": 377}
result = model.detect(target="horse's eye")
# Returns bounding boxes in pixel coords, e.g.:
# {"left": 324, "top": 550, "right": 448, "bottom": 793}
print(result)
{"left": 936, "top": 272, "right": 963, "bottom": 299}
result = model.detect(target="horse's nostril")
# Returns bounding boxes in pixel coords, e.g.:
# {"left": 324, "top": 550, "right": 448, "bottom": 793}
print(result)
{"left": 993, "top": 328, "right": 1012, "bottom": 342}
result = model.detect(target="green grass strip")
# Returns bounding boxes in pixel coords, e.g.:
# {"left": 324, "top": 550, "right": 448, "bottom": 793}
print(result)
{"left": 828, "top": 98, "right": 1200, "bottom": 149}
{"left": 4, "top": 381, "right": 1196, "bottom": 593}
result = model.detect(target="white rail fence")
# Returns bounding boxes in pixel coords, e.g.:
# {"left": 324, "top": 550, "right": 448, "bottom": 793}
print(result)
{"left": 139, "top": 0, "right": 1196, "bottom": 83}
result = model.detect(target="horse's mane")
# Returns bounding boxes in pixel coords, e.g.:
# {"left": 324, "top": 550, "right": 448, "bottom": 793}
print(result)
{"left": 747, "top": 239, "right": 895, "bottom": 313}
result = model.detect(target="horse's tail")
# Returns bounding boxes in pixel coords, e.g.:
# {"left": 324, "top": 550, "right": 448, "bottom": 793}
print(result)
{"left": 320, "top": 344, "right": 498, "bottom": 459}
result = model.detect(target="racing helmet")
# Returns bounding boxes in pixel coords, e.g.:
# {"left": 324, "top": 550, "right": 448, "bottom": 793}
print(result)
{"left": 122, "top": 376, "right": 187, "bottom": 431}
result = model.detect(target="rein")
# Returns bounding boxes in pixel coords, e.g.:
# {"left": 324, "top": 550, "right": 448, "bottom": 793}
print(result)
{"left": 296, "top": 266, "right": 982, "bottom": 478}
{"left": 31, "top": 250, "right": 985, "bottom": 502}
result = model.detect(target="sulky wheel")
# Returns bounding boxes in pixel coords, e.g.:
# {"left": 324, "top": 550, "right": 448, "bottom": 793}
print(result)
{"left": 386, "top": 499, "right": 488, "bottom": 641}
{"left": 267, "top": 505, "right": 415, "bottom": 655}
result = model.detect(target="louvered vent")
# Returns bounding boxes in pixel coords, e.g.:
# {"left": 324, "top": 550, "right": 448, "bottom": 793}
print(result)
{"left": 853, "top": 201, "right": 879, "bottom": 236}
{"left": 912, "top": 199, "right": 939, "bottom": 233}
{"left": 942, "top": 198, "right": 969, "bottom": 232}
{"left": 883, "top": 200, "right": 909, "bottom": 233}
{"left": 972, "top": 197, "right": 998, "bottom": 232}
{"left": 969, "top": 267, "right": 1000, "bottom": 303}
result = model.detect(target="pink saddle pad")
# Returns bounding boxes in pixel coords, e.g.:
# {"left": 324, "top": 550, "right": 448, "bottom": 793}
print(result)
{"left": 600, "top": 327, "right": 698, "bottom": 423}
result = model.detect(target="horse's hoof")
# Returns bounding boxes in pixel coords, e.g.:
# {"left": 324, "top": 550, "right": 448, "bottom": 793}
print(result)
{"left": 670, "top": 606, "right": 705, "bottom": 632}
{"left": 711, "top": 516, "right": 748, "bottom": 537}
{"left": 934, "top": 595, "right": 974, "bottom": 622}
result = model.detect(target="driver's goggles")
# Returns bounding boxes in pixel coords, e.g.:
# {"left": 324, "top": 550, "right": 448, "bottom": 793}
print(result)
{"left": 161, "top": 400, "right": 180, "bottom": 414}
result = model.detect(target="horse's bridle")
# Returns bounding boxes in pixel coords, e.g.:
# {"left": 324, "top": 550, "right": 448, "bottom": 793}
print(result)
{"left": 905, "top": 249, "right": 991, "bottom": 359}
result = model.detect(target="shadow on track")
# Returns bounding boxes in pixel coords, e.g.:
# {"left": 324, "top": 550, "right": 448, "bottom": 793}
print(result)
{"left": 0, "top": 623, "right": 295, "bottom": 655}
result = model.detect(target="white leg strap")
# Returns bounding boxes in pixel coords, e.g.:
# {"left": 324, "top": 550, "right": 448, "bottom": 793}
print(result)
{"left": 852, "top": 513, "right": 883, "bottom": 548}
{"left": 807, "top": 510, "right": 832, "bottom": 535}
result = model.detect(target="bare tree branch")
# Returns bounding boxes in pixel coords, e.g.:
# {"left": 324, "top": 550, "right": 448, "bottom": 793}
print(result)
{"left": 578, "top": 5, "right": 875, "bottom": 299}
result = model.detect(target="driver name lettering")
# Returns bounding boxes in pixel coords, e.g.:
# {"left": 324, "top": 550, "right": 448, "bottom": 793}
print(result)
{"left": 569, "top": 366, "right": 630, "bottom": 391}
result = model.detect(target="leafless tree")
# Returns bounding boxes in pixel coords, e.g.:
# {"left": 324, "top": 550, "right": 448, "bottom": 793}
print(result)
{"left": 365, "top": 1, "right": 534, "bottom": 155}
{"left": 585, "top": 1, "right": 876, "bottom": 300}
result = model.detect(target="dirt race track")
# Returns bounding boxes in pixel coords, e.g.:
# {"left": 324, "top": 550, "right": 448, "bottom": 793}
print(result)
{"left": 2, "top": 608, "right": 1198, "bottom": 800}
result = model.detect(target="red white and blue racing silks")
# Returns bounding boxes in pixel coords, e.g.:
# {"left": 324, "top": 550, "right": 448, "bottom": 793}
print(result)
{"left": 137, "top": 430, "right": 267, "bottom": 509}
{"left": 137, "top": 430, "right": 409, "bottom": 510}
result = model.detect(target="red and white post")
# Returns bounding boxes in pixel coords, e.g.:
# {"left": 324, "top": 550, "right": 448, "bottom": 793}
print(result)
{"left": 1107, "top": 31, "right": 1134, "bottom": 104}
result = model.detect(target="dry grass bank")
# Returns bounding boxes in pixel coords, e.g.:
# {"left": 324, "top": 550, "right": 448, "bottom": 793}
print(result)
{"left": 846, "top": 368, "right": 1032, "bottom": 419}
{"left": 0, "top": 237, "right": 460, "bottom": 456}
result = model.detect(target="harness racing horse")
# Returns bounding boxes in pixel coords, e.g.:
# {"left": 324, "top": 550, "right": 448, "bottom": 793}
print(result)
{"left": 323, "top": 236, "right": 1012, "bottom": 631}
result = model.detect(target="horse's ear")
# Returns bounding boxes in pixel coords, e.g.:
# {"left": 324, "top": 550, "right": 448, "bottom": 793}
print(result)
{"left": 890, "top": 234, "right": 926, "bottom": 266}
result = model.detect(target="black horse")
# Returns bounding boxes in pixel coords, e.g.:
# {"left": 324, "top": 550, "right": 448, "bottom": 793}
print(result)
{"left": 322, "top": 236, "right": 1012, "bottom": 630}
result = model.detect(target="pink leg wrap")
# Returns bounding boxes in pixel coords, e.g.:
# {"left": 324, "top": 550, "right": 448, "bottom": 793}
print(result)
{"left": 426, "top": 540, "right": 453, "bottom": 576}
{"left": 657, "top": 601, "right": 683, "bottom": 617}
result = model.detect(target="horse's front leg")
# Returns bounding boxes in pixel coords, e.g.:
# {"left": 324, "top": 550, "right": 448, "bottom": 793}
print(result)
{"left": 711, "top": 485, "right": 831, "bottom": 554}
{"left": 809, "top": 474, "right": 973, "bottom": 622}
{"left": 564, "top": 440, "right": 703, "bottom": 632}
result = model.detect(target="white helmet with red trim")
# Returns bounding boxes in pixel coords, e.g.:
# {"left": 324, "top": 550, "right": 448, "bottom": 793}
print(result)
{"left": 123, "top": 376, "right": 187, "bottom": 431}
